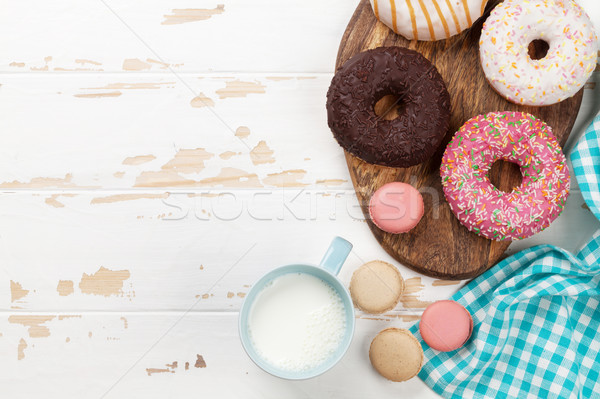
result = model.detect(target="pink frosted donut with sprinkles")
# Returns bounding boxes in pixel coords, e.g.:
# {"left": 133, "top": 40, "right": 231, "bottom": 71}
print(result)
{"left": 479, "top": 0, "right": 598, "bottom": 106}
{"left": 441, "top": 112, "right": 570, "bottom": 241}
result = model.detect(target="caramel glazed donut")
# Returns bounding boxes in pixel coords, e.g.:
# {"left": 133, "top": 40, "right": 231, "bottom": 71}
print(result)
{"left": 370, "top": 0, "right": 490, "bottom": 41}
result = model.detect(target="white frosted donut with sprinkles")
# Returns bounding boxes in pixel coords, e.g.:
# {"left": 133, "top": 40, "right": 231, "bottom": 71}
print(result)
{"left": 479, "top": 0, "right": 598, "bottom": 106}
{"left": 370, "top": 0, "right": 490, "bottom": 41}
{"left": 441, "top": 112, "right": 570, "bottom": 241}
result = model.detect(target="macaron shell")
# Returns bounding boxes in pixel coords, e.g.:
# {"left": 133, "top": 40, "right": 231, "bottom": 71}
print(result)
{"left": 369, "top": 328, "right": 423, "bottom": 382}
{"left": 349, "top": 260, "right": 404, "bottom": 314}
{"left": 420, "top": 300, "right": 473, "bottom": 352}
{"left": 369, "top": 182, "right": 424, "bottom": 234}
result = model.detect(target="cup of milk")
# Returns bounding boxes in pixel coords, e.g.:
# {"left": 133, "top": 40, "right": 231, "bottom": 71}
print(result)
{"left": 239, "top": 237, "right": 355, "bottom": 379}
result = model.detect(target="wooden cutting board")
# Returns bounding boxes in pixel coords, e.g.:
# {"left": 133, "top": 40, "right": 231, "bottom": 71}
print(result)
{"left": 336, "top": 0, "right": 583, "bottom": 279}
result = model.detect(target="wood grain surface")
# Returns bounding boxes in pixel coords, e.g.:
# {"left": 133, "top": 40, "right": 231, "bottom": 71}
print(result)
{"left": 1, "top": 0, "right": 598, "bottom": 396}
{"left": 335, "top": 0, "right": 584, "bottom": 279}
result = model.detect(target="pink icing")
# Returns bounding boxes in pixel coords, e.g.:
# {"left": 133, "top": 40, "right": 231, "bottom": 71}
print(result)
{"left": 369, "top": 182, "right": 424, "bottom": 234}
{"left": 441, "top": 112, "right": 570, "bottom": 241}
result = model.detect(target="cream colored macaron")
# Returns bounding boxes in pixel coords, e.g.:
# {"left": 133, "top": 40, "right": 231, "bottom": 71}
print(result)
{"left": 369, "top": 328, "right": 423, "bottom": 382}
{"left": 349, "top": 260, "right": 404, "bottom": 314}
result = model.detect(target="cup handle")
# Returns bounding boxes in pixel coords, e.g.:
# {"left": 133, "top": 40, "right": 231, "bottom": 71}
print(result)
{"left": 319, "top": 237, "right": 353, "bottom": 276}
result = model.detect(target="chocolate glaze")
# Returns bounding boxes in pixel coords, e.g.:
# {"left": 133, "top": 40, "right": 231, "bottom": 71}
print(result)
{"left": 326, "top": 46, "right": 451, "bottom": 167}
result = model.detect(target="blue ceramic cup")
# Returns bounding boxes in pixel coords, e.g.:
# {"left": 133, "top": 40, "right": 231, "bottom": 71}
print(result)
{"left": 239, "top": 237, "right": 355, "bottom": 380}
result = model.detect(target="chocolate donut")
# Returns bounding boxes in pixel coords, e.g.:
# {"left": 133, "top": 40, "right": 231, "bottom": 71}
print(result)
{"left": 326, "top": 46, "right": 451, "bottom": 168}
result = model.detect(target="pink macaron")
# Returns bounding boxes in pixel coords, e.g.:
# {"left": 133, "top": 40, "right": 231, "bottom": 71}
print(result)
{"left": 369, "top": 182, "right": 424, "bottom": 234}
{"left": 420, "top": 300, "right": 473, "bottom": 352}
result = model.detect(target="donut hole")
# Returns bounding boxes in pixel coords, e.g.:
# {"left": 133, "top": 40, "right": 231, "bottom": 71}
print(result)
{"left": 528, "top": 39, "right": 550, "bottom": 60}
{"left": 374, "top": 94, "right": 405, "bottom": 121}
{"left": 489, "top": 160, "right": 523, "bottom": 193}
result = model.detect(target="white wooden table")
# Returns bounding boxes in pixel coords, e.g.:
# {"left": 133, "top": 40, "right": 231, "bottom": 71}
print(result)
{"left": 1, "top": 1, "right": 599, "bottom": 397}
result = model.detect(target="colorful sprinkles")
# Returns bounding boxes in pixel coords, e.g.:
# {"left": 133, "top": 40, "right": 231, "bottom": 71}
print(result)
{"left": 479, "top": 0, "right": 598, "bottom": 106}
{"left": 440, "top": 112, "right": 570, "bottom": 241}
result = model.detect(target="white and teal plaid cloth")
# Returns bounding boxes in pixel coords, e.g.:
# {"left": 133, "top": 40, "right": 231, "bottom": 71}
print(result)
{"left": 572, "top": 116, "right": 600, "bottom": 220}
{"left": 411, "top": 115, "right": 600, "bottom": 398}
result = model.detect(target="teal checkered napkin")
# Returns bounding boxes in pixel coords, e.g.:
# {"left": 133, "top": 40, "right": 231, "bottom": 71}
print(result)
{"left": 410, "top": 115, "right": 600, "bottom": 399}
{"left": 572, "top": 115, "right": 600, "bottom": 220}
